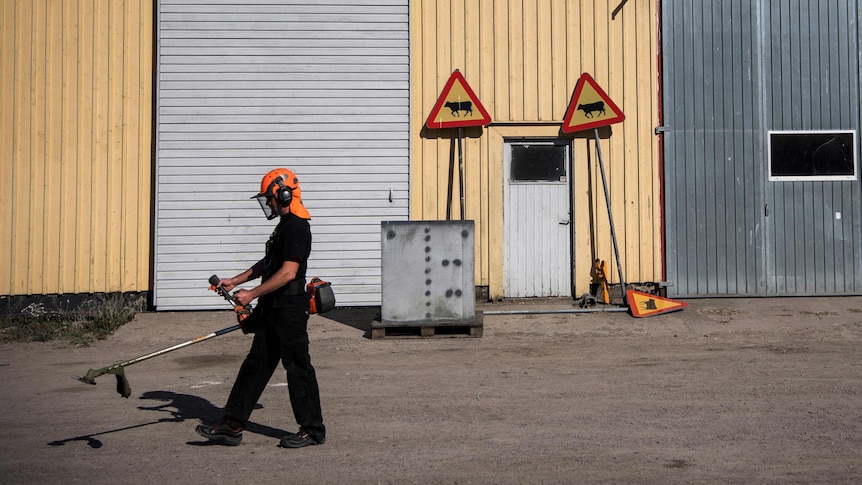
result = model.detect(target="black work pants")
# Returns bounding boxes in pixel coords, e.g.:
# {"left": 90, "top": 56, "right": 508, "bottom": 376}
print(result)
{"left": 223, "top": 305, "right": 325, "bottom": 442}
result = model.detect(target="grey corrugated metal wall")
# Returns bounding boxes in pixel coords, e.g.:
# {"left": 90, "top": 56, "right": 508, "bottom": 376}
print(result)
{"left": 154, "top": 0, "right": 409, "bottom": 309}
{"left": 662, "top": 0, "right": 862, "bottom": 297}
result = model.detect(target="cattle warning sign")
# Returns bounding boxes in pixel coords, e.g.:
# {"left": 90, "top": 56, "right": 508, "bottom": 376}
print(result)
{"left": 426, "top": 70, "right": 491, "bottom": 129}
{"left": 626, "top": 290, "right": 688, "bottom": 318}
{"left": 561, "top": 72, "right": 625, "bottom": 133}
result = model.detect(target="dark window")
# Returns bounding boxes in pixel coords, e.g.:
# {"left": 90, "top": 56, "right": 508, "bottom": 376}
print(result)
{"left": 510, "top": 144, "right": 566, "bottom": 182}
{"left": 769, "top": 131, "right": 856, "bottom": 179}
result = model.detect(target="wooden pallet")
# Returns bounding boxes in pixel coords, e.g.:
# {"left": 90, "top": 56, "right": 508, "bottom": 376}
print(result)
{"left": 370, "top": 321, "right": 483, "bottom": 339}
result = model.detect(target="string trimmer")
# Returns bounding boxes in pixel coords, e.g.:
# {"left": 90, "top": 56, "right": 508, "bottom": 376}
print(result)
{"left": 74, "top": 275, "right": 251, "bottom": 398}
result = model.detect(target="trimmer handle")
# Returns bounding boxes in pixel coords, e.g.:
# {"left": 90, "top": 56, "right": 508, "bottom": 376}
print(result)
{"left": 209, "top": 275, "right": 252, "bottom": 322}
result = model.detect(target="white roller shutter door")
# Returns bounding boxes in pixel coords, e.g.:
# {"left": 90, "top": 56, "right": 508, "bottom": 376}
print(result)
{"left": 154, "top": 1, "right": 409, "bottom": 309}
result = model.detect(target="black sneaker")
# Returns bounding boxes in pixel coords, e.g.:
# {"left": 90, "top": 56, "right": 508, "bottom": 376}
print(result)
{"left": 195, "top": 420, "right": 243, "bottom": 446}
{"left": 279, "top": 429, "right": 325, "bottom": 448}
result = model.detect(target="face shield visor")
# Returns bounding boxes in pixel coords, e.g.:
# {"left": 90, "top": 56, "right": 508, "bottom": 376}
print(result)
{"left": 253, "top": 195, "right": 279, "bottom": 220}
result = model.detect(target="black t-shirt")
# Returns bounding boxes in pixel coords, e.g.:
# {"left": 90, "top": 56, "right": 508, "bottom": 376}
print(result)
{"left": 259, "top": 213, "right": 311, "bottom": 307}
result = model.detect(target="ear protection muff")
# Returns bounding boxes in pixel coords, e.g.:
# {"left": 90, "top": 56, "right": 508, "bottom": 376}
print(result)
{"left": 274, "top": 177, "right": 293, "bottom": 205}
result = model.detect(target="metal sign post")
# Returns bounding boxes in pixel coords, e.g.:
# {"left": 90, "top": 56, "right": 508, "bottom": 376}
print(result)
{"left": 593, "top": 128, "right": 626, "bottom": 302}
{"left": 425, "top": 70, "right": 492, "bottom": 221}
{"left": 562, "top": 73, "right": 627, "bottom": 305}
{"left": 457, "top": 127, "right": 465, "bottom": 219}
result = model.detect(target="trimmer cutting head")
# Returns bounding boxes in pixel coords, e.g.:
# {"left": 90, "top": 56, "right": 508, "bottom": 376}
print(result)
{"left": 75, "top": 372, "right": 98, "bottom": 385}
{"left": 72, "top": 367, "right": 131, "bottom": 398}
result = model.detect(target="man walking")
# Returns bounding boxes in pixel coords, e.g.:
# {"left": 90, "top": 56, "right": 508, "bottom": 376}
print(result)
{"left": 196, "top": 167, "right": 326, "bottom": 448}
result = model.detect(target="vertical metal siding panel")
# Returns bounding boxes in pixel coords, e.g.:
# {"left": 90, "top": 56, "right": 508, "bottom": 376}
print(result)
{"left": 769, "top": 2, "right": 858, "bottom": 294}
{"left": 664, "top": 0, "right": 768, "bottom": 297}
{"left": 810, "top": 0, "right": 824, "bottom": 126}
{"left": 661, "top": 1, "right": 677, "bottom": 293}
{"left": 835, "top": 184, "right": 844, "bottom": 292}
{"left": 749, "top": 0, "right": 765, "bottom": 295}
{"left": 724, "top": 0, "right": 739, "bottom": 294}
{"left": 762, "top": 0, "right": 861, "bottom": 295}
{"left": 818, "top": 183, "right": 830, "bottom": 292}
{"left": 854, "top": 0, "right": 862, "bottom": 293}
{"left": 767, "top": 1, "right": 783, "bottom": 293}
{"left": 713, "top": 7, "right": 728, "bottom": 293}
{"left": 849, "top": 0, "right": 860, "bottom": 293}
{"left": 703, "top": 4, "right": 717, "bottom": 293}
{"left": 838, "top": 1, "right": 858, "bottom": 294}
{"left": 798, "top": 1, "right": 812, "bottom": 130}
{"left": 673, "top": 1, "right": 688, "bottom": 295}
{"left": 808, "top": 182, "right": 830, "bottom": 294}
{"left": 679, "top": 0, "right": 694, "bottom": 295}
{"left": 689, "top": 3, "right": 704, "bottom": 293}
{"left": 749, "top": 2, "right": 766, "bottom": 295}
{"left": 837, "top": 1, "right": 852, "bottom": 125}
{"left": 725, "top": 0, "right": 739, "bottom": 294}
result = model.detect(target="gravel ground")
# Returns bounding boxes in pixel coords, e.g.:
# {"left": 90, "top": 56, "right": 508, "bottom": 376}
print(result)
{"left": 1, "top": 296, "right": 861, "bottom": 484}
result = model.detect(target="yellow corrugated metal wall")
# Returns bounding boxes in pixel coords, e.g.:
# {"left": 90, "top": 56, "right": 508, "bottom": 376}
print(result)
{"left": 0, "top": 0, "right": 153, "bottom": 296}
{"left": 411, "top": 0, "right": 661, "bottom": 298}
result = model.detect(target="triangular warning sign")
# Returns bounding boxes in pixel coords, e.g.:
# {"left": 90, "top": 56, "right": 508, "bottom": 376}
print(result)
{"left": 562, "top": 73, "right": 625, "bottom": 133}
{"left": 426, "top": 70, "right": 491, "bottom": 129}
{"left": 626, "top": 290, "right": 688, "bottom": 318}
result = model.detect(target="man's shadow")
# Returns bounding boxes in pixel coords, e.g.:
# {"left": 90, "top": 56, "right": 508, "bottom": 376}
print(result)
{"left": 48, "top": 390, "right": 289, "bottom": 448}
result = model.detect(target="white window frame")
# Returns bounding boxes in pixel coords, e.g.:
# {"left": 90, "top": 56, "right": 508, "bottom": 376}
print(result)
{"left": 768, "top": 129, "right": 858, "bottom": 182}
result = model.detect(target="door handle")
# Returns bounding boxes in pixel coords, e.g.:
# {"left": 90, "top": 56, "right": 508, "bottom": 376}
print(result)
{"left": 559, "top": 220, "right": 570, "bottom": 225}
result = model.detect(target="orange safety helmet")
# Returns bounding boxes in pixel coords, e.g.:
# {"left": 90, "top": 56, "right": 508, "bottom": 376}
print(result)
{"left": 251, "top": 168, "right": 311, "bottom": 220}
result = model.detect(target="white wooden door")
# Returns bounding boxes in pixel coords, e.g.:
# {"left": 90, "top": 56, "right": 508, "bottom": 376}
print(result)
{"left": 503, "top": 140, "right": 572, "bottom": 297}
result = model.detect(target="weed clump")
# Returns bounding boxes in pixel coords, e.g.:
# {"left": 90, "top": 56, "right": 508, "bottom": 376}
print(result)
{"left": 0, "top": 295, "right": 142, "bottom": 345}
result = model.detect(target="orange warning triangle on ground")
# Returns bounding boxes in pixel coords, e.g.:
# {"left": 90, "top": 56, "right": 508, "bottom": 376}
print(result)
{"left": 561, "top": 73, "right": 625, "bottom": 133}
{"left": 426, "top": 70, "right": 491, "bottom": 129}
{"left": 626, "top": 290, "right": 688, "bottom": 318}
